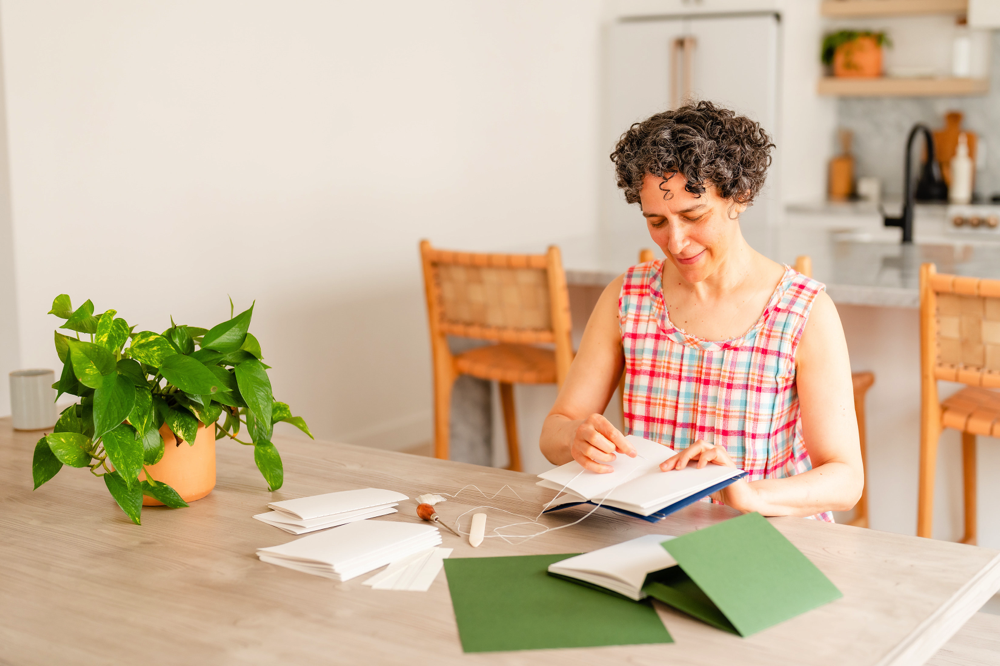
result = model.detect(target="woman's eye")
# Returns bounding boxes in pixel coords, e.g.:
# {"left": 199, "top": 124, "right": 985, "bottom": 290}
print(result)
{"left": 650, "top": 218, "right": 666, "bottom": 228}
{"left": 684, "top": 214, "right": 706, "bottom": 223}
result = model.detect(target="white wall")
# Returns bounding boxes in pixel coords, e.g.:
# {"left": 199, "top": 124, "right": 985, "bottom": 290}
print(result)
{"left": 0, "top": 0, "right": 604, "bottom": 449}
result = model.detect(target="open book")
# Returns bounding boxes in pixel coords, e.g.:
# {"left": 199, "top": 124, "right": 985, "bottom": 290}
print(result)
{"left": 537, "top": 435, "right": 745, "bottom": 521}
{"left": 548, "top": 513, "right": 843, "bottom": 637}
{"left": 548, "top": 534, "right": 677, "bottom": 601}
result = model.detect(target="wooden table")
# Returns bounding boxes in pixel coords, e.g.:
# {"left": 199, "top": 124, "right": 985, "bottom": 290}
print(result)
{"left": 2, "top": 418, "right": 999, "bottom": 665}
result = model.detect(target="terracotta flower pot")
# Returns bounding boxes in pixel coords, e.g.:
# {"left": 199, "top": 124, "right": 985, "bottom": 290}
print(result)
{"left": 833, "top": 36, "right": 882, "bottom": 78}
{"left": 139, "top": 422, "right": 216, "bottom": 506}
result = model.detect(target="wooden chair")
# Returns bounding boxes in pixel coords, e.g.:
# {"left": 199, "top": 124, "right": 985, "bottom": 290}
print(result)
{"left": 794, "top": 255, "right": 875, "bottom": 528}
{"left": 917, "top": 263, "right": 1000, "bottom": 543}
{"left": 619, "top": 248, "right": 658, "bottom": 430}
{"left": 420, "top": 241, "right": 574, "bottom": 472}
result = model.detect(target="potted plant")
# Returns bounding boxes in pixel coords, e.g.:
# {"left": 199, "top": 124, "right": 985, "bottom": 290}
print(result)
{"left": 822, "top": 30, "right": 891, "bottom": 78}
{"left": 31, "top": 295, "right": 312, "bottom": 525}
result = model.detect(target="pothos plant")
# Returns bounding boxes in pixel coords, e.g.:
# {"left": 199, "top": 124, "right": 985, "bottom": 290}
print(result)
{"left": 31, "top": 294, "right": 312, "bottom": 525}
{"left": 821, "top": 30, "right": 891, "bottom": 68}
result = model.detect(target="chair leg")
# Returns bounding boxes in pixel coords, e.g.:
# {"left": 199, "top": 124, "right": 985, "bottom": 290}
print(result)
{"left": 848, "top": 384, "right": 870, "bottom": 529}
{"left": 433, "top": 372, "right": 455, "bottom": 461}
{"left": 961, "top": 432, "right": 977, "bottom": 546}
{"left": 499, "top": 382, "right": 522, "bottom": 472}
{"left": 917, "top": 420, "right": 941, "bottom": 539}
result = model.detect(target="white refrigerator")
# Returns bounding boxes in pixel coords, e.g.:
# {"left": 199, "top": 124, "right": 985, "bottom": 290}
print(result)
{"left": 602, "top": 12, "right": 781, "bottom": 249}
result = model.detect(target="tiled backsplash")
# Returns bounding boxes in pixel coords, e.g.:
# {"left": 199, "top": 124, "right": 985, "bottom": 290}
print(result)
{"left": 837, "top": 31, "right": 1000, "bottom": 200}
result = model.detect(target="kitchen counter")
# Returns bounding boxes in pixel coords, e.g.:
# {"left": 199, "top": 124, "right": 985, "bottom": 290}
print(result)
{"left": 559, "top": 222, "right": 1000, "bottom": 309}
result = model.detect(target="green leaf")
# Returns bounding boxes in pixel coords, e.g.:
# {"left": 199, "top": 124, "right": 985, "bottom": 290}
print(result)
{"left": 219, "top": 350, "right": 258, "bottom": 365}
{"left": 253, "top": 440, "right": 283, "bottom": 491}
{"left": 200, "top": 303, "right": 254, "bottom": 353}
{"left": 61, "top": 299, "right": 99, "bottom": 334}
{"left": 165, "top": 325, "right": 194, "bottom": 355}
{"left": 186, "top": 327, "right": 208, "bottom": 341}
{"left": 141, "top": 427, "right": 164, "bottom": 465}
{"left": 240, "top": 332, "right": 263, "bottom": 359}
{"left": 45, "top": 432, "right": 92, "bottom": 467}
{"left": 93, "top": 373, "right": 135, "bottom": 439}
{"left": 127, "top": 332, "right": 177, "bottom": 367}
{"left": 104, "top": 471, "right": 142, "bottom": 525}
{"left": 102, "top": 424, "right": 143, "bottom": 488}
{"left": 270, "top": 402, "right": 312, "bottom": 438}
{"left": 54, "top": 358, "right": 85, "bottom": 401}
{"left": 68, "top": 340, "right": 116, "bottom": 389}
{"left": 54, "top": 331, "right": 73, "bottom": 363}
{"left": 49, "top": 294, "right": 73, "bottom": 319}
{"left": 284, "top": 416, "right": 314, "bottom": 439}
{"left": 159, "top": 354, "right": 227, "bottom": 395}
{"left": 54, "top": 404, "right": 86, "bottom": 434}
{"left": 190, "top": 348, "right": 223, "bottom": 365}
{"left": 116, "top": 359, "right": 147, "bottom": 386}
{"left": 96, "top": 312, "right": 131, "bottom": 353}
{"left": 235, "top": 358, "right": 272, "bottom": 436}
{"left": 246, "top": 407, "right": 272, "bottom": 443}
{"left": 166, "top": 407, "right": 200, "bottom": 446}
{"left": 32, "top": 437, "right": 63, "bottom": 488}
{"left": 129, "top": 387, "right": 155, "bottom": 437}
{"left": 191, "top": 399, "right": 223, "bottom": 427}
{"left": 140, "top": 479, "right": 188, "bottom": 508}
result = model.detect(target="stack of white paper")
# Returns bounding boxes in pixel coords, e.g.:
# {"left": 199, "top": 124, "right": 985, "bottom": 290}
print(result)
{"left": 361, "top": 547, "right": 453, "bottom": 591}
{"left": 257, "top": 520, "right": 442, "bottom": 581}
{"left": 253, "top": 488, "right": 408, "bottom": 534}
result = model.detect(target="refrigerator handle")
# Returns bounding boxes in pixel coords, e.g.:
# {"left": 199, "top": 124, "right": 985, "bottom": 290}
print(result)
{"left": 671, "top": 36, "right": 697, "bottom": 108}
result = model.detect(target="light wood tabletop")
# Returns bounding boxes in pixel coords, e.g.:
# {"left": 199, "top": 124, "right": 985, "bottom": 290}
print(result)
{"left": 1, "top": 417, "right": 999, "bottom": 666}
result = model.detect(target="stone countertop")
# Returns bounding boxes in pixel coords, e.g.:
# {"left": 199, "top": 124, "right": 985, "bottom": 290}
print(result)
{"left": 559, "top": 224, "right": 1000, "bottom": 309}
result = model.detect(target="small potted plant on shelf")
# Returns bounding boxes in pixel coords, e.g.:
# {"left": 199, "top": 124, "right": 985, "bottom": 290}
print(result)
{"left": 822, "top": 30, "right": 891, "bottom": 78}
{"left": 31, "top": 295, "right": 312, "bottom": 525}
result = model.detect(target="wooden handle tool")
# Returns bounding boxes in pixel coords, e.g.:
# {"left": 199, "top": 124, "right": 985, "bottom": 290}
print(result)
{"left": 416, "top": 503, "right": 461, "bottom": 538}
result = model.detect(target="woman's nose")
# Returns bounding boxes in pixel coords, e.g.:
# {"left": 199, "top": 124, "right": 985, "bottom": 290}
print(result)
{"left": 665, "top": 223, "right": 688, "bottom": 254}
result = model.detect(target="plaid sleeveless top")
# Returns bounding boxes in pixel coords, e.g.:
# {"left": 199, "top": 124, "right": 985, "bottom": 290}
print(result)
{"left": 619, "top": 261, "right": 833, "bottom": 522}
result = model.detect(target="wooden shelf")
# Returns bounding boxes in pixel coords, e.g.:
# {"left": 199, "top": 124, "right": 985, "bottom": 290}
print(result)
{"left": 821, "top": 0, "right": 968, "bottom": 17}
{"left": 818, "top": 77, "right": 989, "bottom": 96}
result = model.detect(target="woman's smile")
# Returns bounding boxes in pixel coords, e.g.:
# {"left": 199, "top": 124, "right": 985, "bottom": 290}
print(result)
{"left": 674, "top": 249, "right": 705, "bottom": 265}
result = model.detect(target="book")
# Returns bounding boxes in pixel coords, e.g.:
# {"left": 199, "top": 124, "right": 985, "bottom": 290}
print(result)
{"left": 253, "top": 487, "right": 407, "bottom": 534}
{"left": 256, "top": 520, "right": 441, "bottom": 581}
{"left": 549, "top": 513, "right": 843, "bottom": 637}
{"left": 547, "top": 534, "right": 677, "bottom": 601}
{"left": 537, "top": 435, "right": 745, "bottom": 520}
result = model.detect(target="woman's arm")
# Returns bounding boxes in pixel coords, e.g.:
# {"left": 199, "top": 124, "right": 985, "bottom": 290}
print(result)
{"left": 661, "top": 291, "right": 865, "bottom": 516}
{"left": 540, "top": 275, "right": 636, "bottom": 472}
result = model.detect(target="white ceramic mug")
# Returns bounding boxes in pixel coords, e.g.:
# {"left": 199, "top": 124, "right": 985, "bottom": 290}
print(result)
{"left": 10, "top": 369, "right": 57, "bottom": 431}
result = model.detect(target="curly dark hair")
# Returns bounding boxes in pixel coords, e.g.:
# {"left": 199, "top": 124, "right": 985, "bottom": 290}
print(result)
{"left": 610, "top": 101, "right": 775, "bottom": 207}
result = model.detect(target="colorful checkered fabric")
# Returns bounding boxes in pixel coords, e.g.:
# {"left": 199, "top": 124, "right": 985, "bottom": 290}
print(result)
{"left": 619, "top": 261, "right": 833, "bottom": 522}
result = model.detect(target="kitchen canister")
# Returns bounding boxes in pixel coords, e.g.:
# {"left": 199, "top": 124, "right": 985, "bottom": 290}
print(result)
{"left": 10, "top": 369, "right": 57, "bottom": 431}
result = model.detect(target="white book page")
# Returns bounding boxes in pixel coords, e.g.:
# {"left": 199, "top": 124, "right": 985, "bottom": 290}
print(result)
{"left": 549, "top": 534, "right": 677, "bottom": 597}
{"left": 605, "top": 464, "right": 743, "bottom": 509}
{"left": 536, "top": 436, "right": 675, "bottom": 501}
{"left": 253, "top": 507, "right": 398, "bottom": 534}
{"left": 267, "top": 488, "right": 408, "bottom": 520}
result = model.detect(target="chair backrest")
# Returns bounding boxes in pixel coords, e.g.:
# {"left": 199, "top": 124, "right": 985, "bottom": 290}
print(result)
{"left": 420, "top": 240, "right": 574, "bottom": 383}
{"left": 920, "top": 263, "right": 1000, "bottom": 389}
{"left": 794, "top": 255, "right": 812, "bottom": 278}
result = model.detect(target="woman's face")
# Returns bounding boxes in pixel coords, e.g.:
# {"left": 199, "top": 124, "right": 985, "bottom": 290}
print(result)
{"left": 638, "top": 172, "right": 746, "bottom": 283}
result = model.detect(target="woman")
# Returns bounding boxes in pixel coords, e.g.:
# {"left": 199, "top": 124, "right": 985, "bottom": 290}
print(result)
{"left": 539, "top": 102, "right": 863, "bottom": 521}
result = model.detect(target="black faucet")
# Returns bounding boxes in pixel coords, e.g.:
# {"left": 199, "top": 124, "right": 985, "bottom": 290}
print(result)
{"left": 883, "top": 123, "right": 948, "bottom": 244}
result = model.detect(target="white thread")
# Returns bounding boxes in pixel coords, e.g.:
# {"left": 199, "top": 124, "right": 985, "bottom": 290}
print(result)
{"left": 429, "top": 454, "right": 650, "bottom": 546}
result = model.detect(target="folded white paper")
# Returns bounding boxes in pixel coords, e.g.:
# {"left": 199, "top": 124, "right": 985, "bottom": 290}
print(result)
{"left": 362, "top": 547, "right": 452, "bottom": 591}
{"left": 253, "top": 506, "right": 398, "bottom": 535}
{"left": 267, "top": 488, "right": 409, "bottom": 521}
{"left": 257, "top": 520, "right": 441, "bottom": 582}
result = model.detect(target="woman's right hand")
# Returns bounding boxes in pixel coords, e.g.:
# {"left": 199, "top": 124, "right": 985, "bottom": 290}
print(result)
{"left": 570, "top": 414, "right": 637, "bottom": 473}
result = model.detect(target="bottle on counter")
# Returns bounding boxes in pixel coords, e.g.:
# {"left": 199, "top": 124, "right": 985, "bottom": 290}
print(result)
{"left": 949, "top": 133, "right": 973, "bottom": 205}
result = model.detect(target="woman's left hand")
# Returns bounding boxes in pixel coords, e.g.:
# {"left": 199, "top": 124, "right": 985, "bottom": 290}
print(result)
{"left": 659, "top": 440, "right": 758, "bottom": 513}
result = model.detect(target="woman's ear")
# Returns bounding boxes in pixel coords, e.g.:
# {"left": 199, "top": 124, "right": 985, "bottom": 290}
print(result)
{"left": 727, "top": 200, "right": 749, "bottom": 220}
